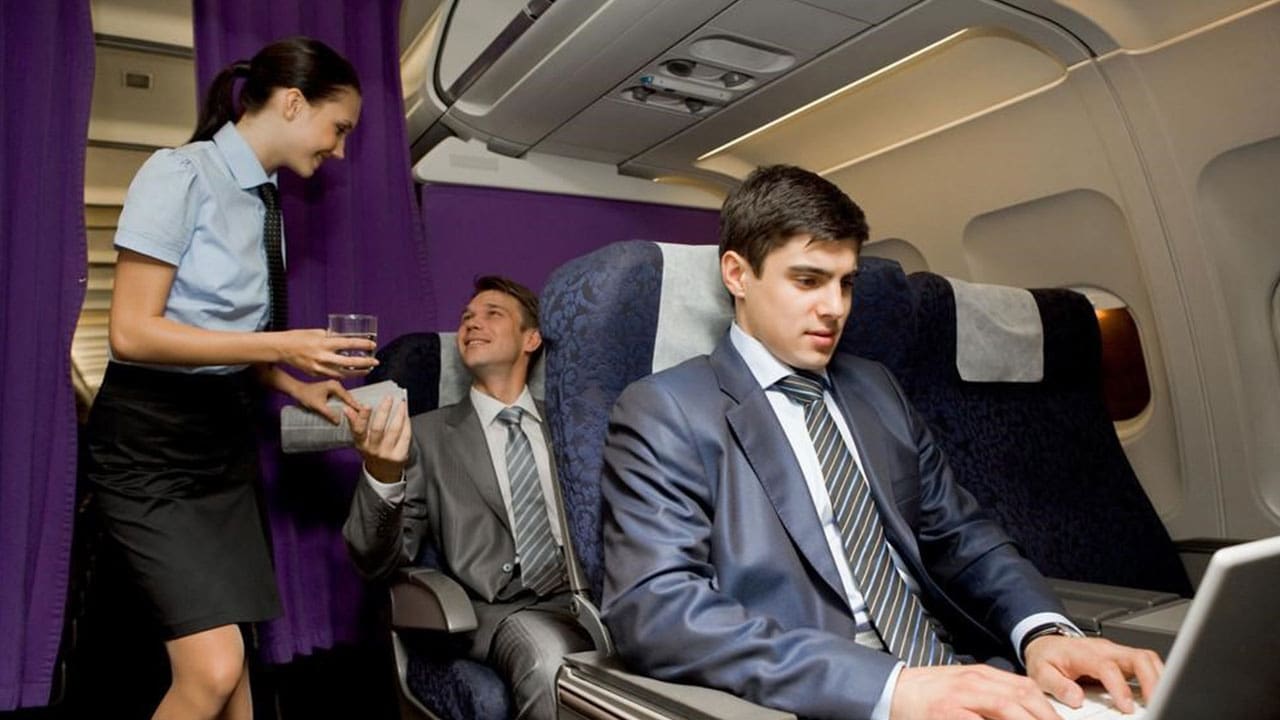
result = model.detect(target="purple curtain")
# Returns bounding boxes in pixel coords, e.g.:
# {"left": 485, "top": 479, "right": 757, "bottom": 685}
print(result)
{"left": 0, "top": 0, "right": 94, "bottom": 709}
{"left": 193, "top": 0, "right": 434, "bottom": 663}
{"left": 420, "top": 184, "right": 720, "bottom": 327}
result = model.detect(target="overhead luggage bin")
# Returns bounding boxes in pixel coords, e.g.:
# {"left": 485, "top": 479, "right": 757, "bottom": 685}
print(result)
{"left": 408, "top": 0, "right": 1116, "bottom": 176}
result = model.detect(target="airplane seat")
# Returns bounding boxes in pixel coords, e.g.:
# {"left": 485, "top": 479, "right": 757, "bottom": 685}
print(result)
{"left": 363, "top": 331, "right": 512, "bottom": 720}
{"left": 837, "top": 252, "right": 919, "bottom": 373}
{"left": 540, "top": 240, "right": 675, "bottom": 601}
{"left": 540, "top": 241, "right": 909, "bottom": 719}
{"left": 896, "top": 273, "right": 1193, "bottom": 598}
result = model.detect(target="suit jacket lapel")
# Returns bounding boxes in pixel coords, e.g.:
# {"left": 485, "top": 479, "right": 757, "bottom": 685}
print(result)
{"left": 444, "top": 399, "right": 510, "bottom": 532}
{"left": 712, "top": 338, "right": 849, "bottom": 604}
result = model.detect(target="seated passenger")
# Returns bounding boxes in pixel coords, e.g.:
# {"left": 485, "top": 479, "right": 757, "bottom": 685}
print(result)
{"left": 600, "top": 165, "right": 1162, "bottom": 720}
{"left": 343, "top": 276, "right": 592, "bottom": 720}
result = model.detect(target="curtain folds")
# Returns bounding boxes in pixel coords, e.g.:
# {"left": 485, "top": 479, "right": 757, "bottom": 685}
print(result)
{"left": 193, "top": 0, "right": 434, "bottom": 663}
{"left": 418, "top": 183, "right": 721, "bottom": 325}
{"left": 0, "top": 0, "right": 95, "bottom": 709}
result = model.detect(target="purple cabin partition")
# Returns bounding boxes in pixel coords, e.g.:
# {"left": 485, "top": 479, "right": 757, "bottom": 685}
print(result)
{"left": 0, "top": 0, "right": 94, "bottom": 709}
{"left": 420, "top": 183, "right": 720, "bottom": 326}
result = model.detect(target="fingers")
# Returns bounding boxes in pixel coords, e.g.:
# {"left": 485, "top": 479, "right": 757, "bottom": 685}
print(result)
{"left": 1128, "top": 649, "right": 1163, "bottom": 706}
{"left": 364, "top": 396, "right": 394, "bottom": 448}
{"left": 1092, "top": 661, "right": 1134, "bottom": 713}
{"left": 1031, "top": 637, "right": 1162, "bottom": 715}
{"left": 1035, "top": 664, "right": 1084, "bottom": 708}
{"left": 347, "top": 403, "right": 372, "bottom": 442}
{"left": 326, "top": 380, "right": 359, "bottom": 409}
{"left": 892, "top": 665, "right": 1061, "bottom": 720}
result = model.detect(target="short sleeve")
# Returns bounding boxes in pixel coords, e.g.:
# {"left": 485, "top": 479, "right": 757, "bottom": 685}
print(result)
{"left": 114, "top": 150, "right": 202, "bottom": 266}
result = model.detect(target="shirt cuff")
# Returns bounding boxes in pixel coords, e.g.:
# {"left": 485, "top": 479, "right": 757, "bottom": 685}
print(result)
{"left": 1012, "top": 612, "right": 1080, "bottom": 665}
{"left": 364, "top": 466, "right": 406, "bottom": 504}
{"left": 871, "top": 661, "right": 905, "bottom": 720}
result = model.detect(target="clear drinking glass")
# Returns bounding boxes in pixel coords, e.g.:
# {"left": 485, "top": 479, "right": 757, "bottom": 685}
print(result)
{"left": 327, "top": 313, "right": 377, "bottom": 368}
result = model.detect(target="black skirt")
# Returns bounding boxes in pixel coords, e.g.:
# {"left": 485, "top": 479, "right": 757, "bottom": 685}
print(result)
{"left": 84, "top": 362, "right": 282, "bottom": 639}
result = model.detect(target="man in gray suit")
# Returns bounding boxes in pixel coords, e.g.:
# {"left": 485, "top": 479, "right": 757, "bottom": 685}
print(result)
{"left": 601, "top": 166, "right": 1163, "bottom": 720}
{"left": 344, "top": 276, "right": 592, "bottom": 720}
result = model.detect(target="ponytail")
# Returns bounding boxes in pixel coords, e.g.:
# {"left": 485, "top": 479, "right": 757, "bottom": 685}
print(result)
{"left": 189, "top": 61, "right": 250, "bottom": 143}
{"left": 187, "top": 38, "right": 360, "bottom": 144}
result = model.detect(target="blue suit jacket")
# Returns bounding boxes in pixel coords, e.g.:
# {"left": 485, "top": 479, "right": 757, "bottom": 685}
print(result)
{"left": 600, "top": 335, "right": 1064, "bottom": 720}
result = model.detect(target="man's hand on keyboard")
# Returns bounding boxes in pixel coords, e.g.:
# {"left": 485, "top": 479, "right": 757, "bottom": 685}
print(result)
{"left": 1025, "top": 635, "right": 1162, "bottom": 715}
{"left": 1049, "top": 688, "right": 1148, "bottom": 719}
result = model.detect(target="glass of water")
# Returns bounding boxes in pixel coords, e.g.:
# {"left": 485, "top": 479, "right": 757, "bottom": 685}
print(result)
{"left": 327, "top": 313, "right": 377, "bottom": 369}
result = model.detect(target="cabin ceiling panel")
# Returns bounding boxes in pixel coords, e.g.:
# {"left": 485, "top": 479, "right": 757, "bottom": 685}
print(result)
{"left": 629, "top": 0, "right": 1089, "bottom": 180}
{"left": 540, "top": 98, "right": 698, "bottom": 163}
{"left": 1051, "top": 0, "right": 1266, "bottom": 50}
{"left": 707, "top": 0, "right": 869, "bottom": 57}
{"left": 700, "top": 28, "right": 1066, "bottom": 175}
{"left": 800, "top": 0, "right": 918, "bottom": 23}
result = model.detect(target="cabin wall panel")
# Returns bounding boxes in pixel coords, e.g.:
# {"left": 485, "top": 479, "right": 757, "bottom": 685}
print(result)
{"left": 1096, "top": 0, "right": 1280, "bottom": 537}
{"left": 823, "top": 53, "right": 1216, "bottom": 536}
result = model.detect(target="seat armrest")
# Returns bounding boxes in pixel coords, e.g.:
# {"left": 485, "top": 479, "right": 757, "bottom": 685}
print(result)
{"left": 1048, "top": 576, "right": 1184, "bottom": 633}
{"left": 1175, "top": 537, "right": 1245, "bottom": 590}
{"left": 558, "top": 651, "right": 796, "bottom": 720}
{"left": 568, "top": 594, "right": 614, "bottom": 655}
{"left": 390, "top": 567, "right": 478, "bottom": 633}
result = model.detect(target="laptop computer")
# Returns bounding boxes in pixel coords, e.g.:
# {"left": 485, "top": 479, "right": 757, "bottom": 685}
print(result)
{"left": 1050, "top": 534, "right": 1280, "bottom": 719}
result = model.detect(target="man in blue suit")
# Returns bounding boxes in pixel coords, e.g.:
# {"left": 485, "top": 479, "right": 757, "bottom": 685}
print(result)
{"left": 601, "top": 165, "right": 1162, "bottom": 720}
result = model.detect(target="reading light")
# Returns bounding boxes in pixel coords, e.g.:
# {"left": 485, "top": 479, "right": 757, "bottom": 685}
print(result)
{"left": 696, "top": 29, "right": 971, "bottom": 162}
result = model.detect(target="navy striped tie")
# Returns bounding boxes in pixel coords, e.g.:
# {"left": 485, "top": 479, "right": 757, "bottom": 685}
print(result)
{"left": 257, "top": 183, "right": 287, "bottom": 331}
{"left": 497, "top": 407, "right": 566, "bottom": 597}
{"left": 774, "top": 373, "right": 957, "bottom": 666}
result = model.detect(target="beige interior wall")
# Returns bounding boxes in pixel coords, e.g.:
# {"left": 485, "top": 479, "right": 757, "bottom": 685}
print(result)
{"left": 823, "top": 57, "right": 1198, "bottom": 531}
{"left": 813, "top": 0, "right": 1280, "bottom": 538}
{"left": 1094, "top": 0, "right": 1280, "bottom": 537}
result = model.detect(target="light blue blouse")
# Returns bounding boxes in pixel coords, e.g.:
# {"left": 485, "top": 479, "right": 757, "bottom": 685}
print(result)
{"left": 113, "top": 122, "right": 283, "bottom": 374}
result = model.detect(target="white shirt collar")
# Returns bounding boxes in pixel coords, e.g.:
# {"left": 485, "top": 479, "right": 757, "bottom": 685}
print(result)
{"left": 470, "top": 384, "right": 540, "bottom": 427}
{"left": 729, "top": 323, "right": 830, "bottom": 391}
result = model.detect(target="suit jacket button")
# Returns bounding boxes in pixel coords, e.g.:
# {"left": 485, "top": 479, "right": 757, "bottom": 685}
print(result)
{"left": 501, "top": 563, "right": 513, "bottom": 573}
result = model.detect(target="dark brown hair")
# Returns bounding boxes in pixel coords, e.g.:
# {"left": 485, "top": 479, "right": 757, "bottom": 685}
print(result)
{"left": 719, "top": 164, "right": 869, "bottom": 273}
{"left": 471, "top": 276, "right": 542, "bottom": 363}
{"left": 189, "top": 37, "right": 361, "bottom": 144}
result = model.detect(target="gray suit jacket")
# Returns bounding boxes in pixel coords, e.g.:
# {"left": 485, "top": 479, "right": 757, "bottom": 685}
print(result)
{"left": 601, "top": 335, "right": 1064, "bottom": 720}
{"left": 344, "top": 395, "right": 563, "bottom": 656}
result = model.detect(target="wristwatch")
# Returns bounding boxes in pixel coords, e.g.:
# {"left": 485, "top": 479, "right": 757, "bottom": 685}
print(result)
{"left": 1020, "top": 622, "right": 1085, "bottom": 657}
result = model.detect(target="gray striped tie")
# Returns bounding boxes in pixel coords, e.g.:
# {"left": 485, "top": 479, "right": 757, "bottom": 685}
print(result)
{"left": 497, "top": 407, "right": 566, "bottom": 597}
{"left": 774, "top": 373, "right": 957, "bottom": 666}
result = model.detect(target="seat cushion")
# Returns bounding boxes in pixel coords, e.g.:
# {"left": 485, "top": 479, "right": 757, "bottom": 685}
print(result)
{"left": 402, "top": 631, "right": 511, "bottom": 720}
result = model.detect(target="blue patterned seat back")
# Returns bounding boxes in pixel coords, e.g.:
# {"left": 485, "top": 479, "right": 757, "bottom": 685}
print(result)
{"left": 366, "top": 332, "right": 511, "bottom": 719}
{"left": 541, "top": 242, "right": 667, "bottom": 600}
{"left": 899, "top": 273, "right": 1191, "bottom": 595}
{"left": 540, "top": 240, "right": 913, "bottom": 600}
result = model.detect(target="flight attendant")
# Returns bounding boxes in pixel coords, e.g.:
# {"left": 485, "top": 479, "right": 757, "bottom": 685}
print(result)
{"left": 84, "top": 37, "right": 371, "bottom": 719}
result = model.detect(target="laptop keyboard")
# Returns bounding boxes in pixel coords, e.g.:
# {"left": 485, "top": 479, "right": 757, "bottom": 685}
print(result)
{"left": 1048, "top": 692, "right": 1147, "bottom": 719}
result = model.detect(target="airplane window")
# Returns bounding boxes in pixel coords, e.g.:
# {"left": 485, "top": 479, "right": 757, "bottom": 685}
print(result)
{"left": 1069, "top": 287, "right": 1151, "bottom": 422}
{"left": 1095, "top": 305, "right": 1151, "bottom": 422}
